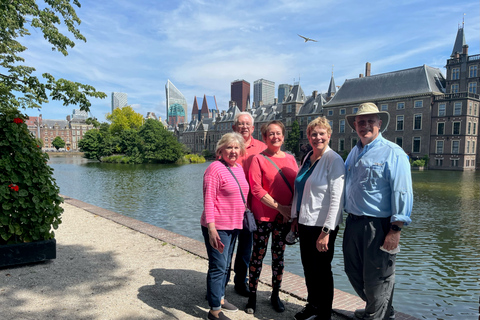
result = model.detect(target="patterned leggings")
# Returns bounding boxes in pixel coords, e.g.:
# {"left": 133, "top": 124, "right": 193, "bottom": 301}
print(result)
{"left": 248, "top": 215, "right": 289, "bottom": 292}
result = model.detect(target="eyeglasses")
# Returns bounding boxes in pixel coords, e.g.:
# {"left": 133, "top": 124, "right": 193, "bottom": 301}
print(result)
{"left": 236, "top": 122, "right": 251, "bottom": 127}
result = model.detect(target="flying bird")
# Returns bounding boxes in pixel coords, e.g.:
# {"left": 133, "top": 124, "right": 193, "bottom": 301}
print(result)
{"left": 298, "top": 34, "right": 318, "bottom": 42}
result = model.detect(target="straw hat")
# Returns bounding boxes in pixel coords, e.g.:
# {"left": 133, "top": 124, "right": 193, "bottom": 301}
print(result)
{"left": 346, "top": 102, "right": 390, "bottom": 132}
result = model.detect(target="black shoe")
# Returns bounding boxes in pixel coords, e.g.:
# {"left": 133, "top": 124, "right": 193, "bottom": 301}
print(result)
{"left": 221, "top": 299, "right": 238, "bottom": 313}
{"left": 245, "top": 293, "right": 256, "bottom": 314}
{"left": 294, "top": 304, "right": 318, "bottom": 320}
{"left": 271, "top": 291, "right": 285, "bottom": 313}
{"left": 234, "top": 283, "right": 250, "bottom": 297}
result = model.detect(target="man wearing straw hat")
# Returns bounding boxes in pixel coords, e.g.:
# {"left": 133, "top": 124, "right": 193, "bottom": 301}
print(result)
{"left": 343, "top": 102, "right": 413, "bottom": 320}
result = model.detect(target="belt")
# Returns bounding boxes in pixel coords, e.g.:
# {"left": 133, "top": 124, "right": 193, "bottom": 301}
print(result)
{"left": 348, "top": 213, "right": 368, "bottom": 220}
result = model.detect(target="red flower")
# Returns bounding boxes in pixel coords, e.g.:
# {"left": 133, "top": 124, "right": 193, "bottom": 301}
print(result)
{"left": 13, "top": 118, "right": 24, "bottom": 124}
{"left": 8, "top": 184, "right": 19, "bottom": 192}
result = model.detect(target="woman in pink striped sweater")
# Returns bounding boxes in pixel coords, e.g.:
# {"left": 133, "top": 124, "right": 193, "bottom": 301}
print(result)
{"left": 201, "top": 132, "right": 249, "bottom": 320}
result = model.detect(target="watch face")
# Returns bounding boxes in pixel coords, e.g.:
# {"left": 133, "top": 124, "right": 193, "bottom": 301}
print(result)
{"left": 391, "top": 225, "right": 401, "bottom": 231}
{"left": 322, "top": 227, "right": 330, "bottom": 234}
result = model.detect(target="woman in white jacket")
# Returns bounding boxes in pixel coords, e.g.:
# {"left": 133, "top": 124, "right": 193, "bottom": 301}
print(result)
{"left": 291, "top": 117, "right": 345, "bottom": 320}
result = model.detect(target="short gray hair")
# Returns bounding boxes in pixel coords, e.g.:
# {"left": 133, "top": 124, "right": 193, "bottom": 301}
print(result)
{"left": 233, "top": 112, "right": 254, "bottom": 126}
{"left": 216, "top": 132, "right": 246, "bottom": 157}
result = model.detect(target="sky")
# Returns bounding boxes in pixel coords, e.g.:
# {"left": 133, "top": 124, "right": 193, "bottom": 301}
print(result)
{"left": 21, "top": 0, "right": 480, "bottom": 122}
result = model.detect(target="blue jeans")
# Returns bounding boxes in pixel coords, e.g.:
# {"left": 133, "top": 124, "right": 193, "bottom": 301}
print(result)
{"left": 202, "top": 226, "right": 239, "bottom": 310}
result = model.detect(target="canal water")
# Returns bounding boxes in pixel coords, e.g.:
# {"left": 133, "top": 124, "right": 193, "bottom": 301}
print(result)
{"left": 48, "top": 155, "right": 479, "bottom": 320}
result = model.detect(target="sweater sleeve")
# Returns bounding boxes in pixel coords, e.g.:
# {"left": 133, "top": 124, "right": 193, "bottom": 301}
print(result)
{"left": 248, "top": 155, "right": 269, "bottom": 201}
{"left": 203, "top": 165, "right": 219, "bottom": 224}
{"left": 324, "top": 154, "right": 346, "bottom": 229}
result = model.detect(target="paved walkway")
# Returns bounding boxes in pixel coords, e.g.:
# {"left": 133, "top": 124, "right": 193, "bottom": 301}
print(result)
{"left": 1, "top": 198, "right": 420, "bottom": 320}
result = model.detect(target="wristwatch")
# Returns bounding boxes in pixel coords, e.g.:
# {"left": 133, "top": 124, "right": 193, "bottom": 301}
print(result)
{"left": 391, "top": 224, "right": 402, "bottom": 232}
{"left": 321, "top": 226, "right": 331, "bottom": 234}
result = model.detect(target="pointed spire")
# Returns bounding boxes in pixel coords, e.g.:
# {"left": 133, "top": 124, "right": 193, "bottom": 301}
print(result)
{"left": 327, "top": 65, "right": 336, "bottom": 98}
{"left": 451, "top": 18, "right": 466, "bottom": 57}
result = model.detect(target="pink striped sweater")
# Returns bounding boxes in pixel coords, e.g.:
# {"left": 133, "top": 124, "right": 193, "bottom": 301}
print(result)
{"left": 200, "top": 161, "right": 249, "bottom": 230}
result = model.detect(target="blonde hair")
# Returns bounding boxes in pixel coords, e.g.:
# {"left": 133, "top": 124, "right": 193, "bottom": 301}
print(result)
{"left": 216, "top": 132, "right": 246, "bottom": 157}
{"left": 307, "top": 116, "right": 332, "bottom": 136}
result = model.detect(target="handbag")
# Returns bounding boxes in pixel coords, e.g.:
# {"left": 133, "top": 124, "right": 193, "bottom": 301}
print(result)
{"left": 220, "top": 160, "right": 257, "bottom": 232}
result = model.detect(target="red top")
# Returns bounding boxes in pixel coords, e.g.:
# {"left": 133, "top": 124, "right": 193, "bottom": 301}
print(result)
{"left": 236, "top": 137, "right": 266, "bottom": 178}
{"left": 248, "top": 152, "right": 298, "bottom": 222}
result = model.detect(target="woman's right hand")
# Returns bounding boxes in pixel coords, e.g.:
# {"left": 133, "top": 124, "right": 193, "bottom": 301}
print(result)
{"left": 207, "top": 223, "right": 222, "bottom": 252}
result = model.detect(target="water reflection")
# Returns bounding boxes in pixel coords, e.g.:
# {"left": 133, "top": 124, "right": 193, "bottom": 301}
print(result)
{"left": 49, "top": 156, "right": 479, "bottom": 319}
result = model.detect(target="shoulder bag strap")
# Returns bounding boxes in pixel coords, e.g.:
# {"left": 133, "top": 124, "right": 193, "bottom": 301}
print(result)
{"left": 260, "top": 152, "right": 294, "bottom": 194}
{"left": 219, "top": 160, "right": 247, "bottom": 207}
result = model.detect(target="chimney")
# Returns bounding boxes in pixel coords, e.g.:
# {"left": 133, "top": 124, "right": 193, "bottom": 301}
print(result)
{"left": 463, "top": 44, "right": 469, "bottom": 55}
{"left": 365, "top": 62, "right": 371, "bottom": 77}
{"left": 312, "top": 90, "right": 318, "bottom": 98}
{"left": 66, "top": 115, "right": 71, "bottom": 121}
{"left": 359, "top": 74, "right": 364, "bottom": 78}
{"left": 274, "top": 98, "right": 278, "bottom": 104}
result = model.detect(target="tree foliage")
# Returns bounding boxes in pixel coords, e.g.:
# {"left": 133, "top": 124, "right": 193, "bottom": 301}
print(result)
{"left": 106, "top": 106, "right": 144, "bottom": 134}
{"left": 52, "top": 136, "right": 65, "bottom": 150}
{"left": 138, "top": 119, "right": 184, "bottom": 163}
{"left": 285, "top": 120, "right": 301, "bottom": 157}
{"left": 0, "top": 109, "right": 63, "bottom": 244}
{"left": 0, "top": 0, "right": 106, "bottom": 114}
{"left": 78, "top": 127, "right": 113, "bottom": 161}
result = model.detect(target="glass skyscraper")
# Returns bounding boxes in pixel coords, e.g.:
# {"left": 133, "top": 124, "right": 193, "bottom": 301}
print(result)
{"left": 165, "top": 80, "right": 188, "bottom": 126}
{"left": 111, "top": 92, "right": 128, "bottom": 111}
{"left": 254, "top": 78, "right": 275, "bottom": 106}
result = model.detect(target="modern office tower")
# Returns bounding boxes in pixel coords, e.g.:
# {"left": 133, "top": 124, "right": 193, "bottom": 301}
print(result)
{"left": 111, "top": 92, "right": 128, "bottom": 112}
{"left": 231, "top": 79, "right": 250, "bottom": 111}
{"left": 165, "top": 80, "right": 188, "bottom": 126}
{"left": 278, "top": 84, "right": 293, "bottom": 103}
{"left": 254, "top": 78, "right": 275, "bottom": 106}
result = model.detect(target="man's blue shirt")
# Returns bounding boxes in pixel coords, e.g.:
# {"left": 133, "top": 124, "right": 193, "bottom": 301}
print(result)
{"left": 344, "top": 133, "right": 413, "bottom": 225}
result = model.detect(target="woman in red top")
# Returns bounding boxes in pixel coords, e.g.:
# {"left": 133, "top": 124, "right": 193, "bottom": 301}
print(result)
{"left": 245, "top": 120, "right": 299, "bottom": 314}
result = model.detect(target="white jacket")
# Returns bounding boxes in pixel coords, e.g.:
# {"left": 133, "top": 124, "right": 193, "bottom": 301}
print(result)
{"left": 291, "top": 147, "right": 345, "bottom": 229}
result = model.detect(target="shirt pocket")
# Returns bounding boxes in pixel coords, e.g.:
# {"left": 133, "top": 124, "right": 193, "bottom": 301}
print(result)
{"left": 360, "top": 164, "right": 385, "bottom": 191}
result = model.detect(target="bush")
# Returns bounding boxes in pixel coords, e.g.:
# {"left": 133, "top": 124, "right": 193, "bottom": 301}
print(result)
{"left": 0, "top": 110, "right": 63, "bottom": 245}
{"left": 185, "top": 154, "right": 206, "bottom": 163}
{"left": 412, "top": 159, "right": 426, "bottom": 167}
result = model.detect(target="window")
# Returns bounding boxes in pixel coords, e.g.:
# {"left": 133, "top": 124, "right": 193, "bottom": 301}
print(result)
{"left": 396, "top": 115, "right": 404, "bottom": 131}
{"left": 353, "top": 107, "right": 358, "bottom": 114}
{"left": 328, "top": 110, "right": 333, "bottom": 116}
{"left": 339, "top": 119, "right": 345, "bottom": 133}
{"left": 468, "top": 82, "right": 477, "bottom": 94}
{"left": 287, "top": 105, "right": 292, "bottom": 113}
{"left": 351, "top": 138, "right": 358, "bottom": 148}
{"left": 453, "top": 122, "right": 461, "bottom": 135}
{"left": 467, "top": 141, "right": 470, "bottom": 154}
{"left": 340, "top": 109, "right": 346, "bottom": 115}
{"left": 380, "top": 104, "right": 388, "bottom": 111}
{"left": 474, "top": 123, "right": 477, "bottom": 135}
{"left": 475, "top": 103, "right": 478, "bottom": 116}
{"left": 328, "top": 120, "right": 333, "bottom": 128}
{"left": 451, "top": 84, "right": 459, "bottom": 93}
{"left": 436, "top": 159, "right": 443, "bottom": 166}
{"left": 414, "top": 100, "right": 423, "bottom": 108}
{"left": 469, "top": 65, "right": 477, "bottom": 78}
{"left": 452, "top": 140, "right": 460, "bottom": 154}
{"left": 451, "top": 159, "right": 459, "bottom": 167}
{"left": 397, "top": 102, "right": 405, "bottom": 110}
{"left": 473, "top": 143, "right": 475, "bottom": 154}
{"left": 466, "top": 160, "right": 470, "bottom": 167}
{"left": 436, "top": 141, "right": 444, "bottom": 154}
{"left": 413, "top": 137, "right": 421, "bottom": 153}
{"left": 286, "top": 117, "right": 292, "bottom": 126}
{"left": 339, "top": 139, "right": 345, "bottom": 152}
{"left": 396, "top": 137, "right": 403, "bottom": 148}
{"left": 454, "top": 102, "right": 462, "bottom": 115}
{"left": 307, "top": 116, "right": 312, "bottom": 123}
{"left": 469, "top": 102, "right": 473, "bottom": 115}
{"left": 437, "top": 123, "right": 445, "bottom": 135}
{"left": 468, "top": 122, "right": 472, "bottom": 135}
{"left": 414, "top": 114, "right": 422, "bottom": 130}
{"left": 452, "top": 68, "right": 460, "bottom": 80}
{"left": 438, "top": 103, "right": 446, "bottom": 116}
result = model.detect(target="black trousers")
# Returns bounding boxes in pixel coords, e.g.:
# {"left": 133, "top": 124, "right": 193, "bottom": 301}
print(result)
{"left": 298, "top": 224, "right": 339, "bottom": 320}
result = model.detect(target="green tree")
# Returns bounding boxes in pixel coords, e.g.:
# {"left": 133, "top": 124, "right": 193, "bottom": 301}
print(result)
{"left": 285, "top": 120, "right": 301, "bottom": 157}
{"left": 106, "top": 106, "right": 144, "bottom": 134}
{"left": 139, "top": 119, "right": 184, "bottom": 163}
{"left": 78, "top": 129, "right": 113, "bottom": 161}
{"left": 0, "top": 0, "right": 106, "bottom": 114}
{"left": 52, "top": 136, "right": 65, "bottom": 150}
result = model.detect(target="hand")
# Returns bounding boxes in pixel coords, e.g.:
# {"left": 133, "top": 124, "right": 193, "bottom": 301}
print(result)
{"left": 277, "top": 204, "right": 292, "bottom": 221}
{"left": 316, "top": 232, "right": 329, "bottom": 252}
{"left": 382, "top": 230, "right": 401, "bottom": 251}
{"left": 208, "top": 227, "right": 222, "bottom": 252}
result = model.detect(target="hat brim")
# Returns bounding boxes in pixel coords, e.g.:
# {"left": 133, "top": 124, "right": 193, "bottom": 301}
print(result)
{"left": 346, "top": 112, "right": 390, "bottom": 133}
